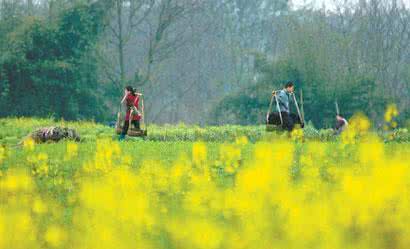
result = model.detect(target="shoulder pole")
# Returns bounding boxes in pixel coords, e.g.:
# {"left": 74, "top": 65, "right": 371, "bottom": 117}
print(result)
{"left": 300, "top": 90, "right": 305, "bottom": 123}
{"left": 335, "top": 99, "right": 340, "bottom": 116}
{"left": 140, "top": 95, "right": 145, "bottom": 130}
{"left": 292, "top": 93, "right": 304, "bottom": 125}
{"left": 267, "top": 95, "right": 274, "bottom": 124}
{"left": 274, "top": 91, "right": 283, "bottom": 125}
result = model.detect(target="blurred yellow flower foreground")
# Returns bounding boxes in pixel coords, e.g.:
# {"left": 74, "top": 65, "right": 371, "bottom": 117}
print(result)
{"left": 1, "top": 121, "right": 410, "bottom": 249}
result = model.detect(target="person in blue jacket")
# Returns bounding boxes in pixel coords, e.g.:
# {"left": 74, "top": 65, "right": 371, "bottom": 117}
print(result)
{"left": 271, "top": 81, "right": 303, "bottom": 131}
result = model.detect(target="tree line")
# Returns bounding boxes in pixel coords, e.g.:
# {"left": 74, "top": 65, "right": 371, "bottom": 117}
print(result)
{"left": 0, "top": 0, "right": 409, "bottom": 128}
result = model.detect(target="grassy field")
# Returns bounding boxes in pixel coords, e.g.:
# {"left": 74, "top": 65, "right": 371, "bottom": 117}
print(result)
{"left": 1, "top": 117, "right": 410, "bottom": 249}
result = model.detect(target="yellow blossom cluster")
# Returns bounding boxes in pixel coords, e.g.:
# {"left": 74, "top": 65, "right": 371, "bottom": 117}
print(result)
{"left": 27, "top": 153, "right": 49, "bottom": 177}
{"left": 0, "top": 146, "right": 5, "bottom": 164}
{"left": 23, "top": 138, "right": 35, "bottom": 151}
{"left": 384, "top": 104, "right": 399, "bottom": 130}
{"left": 0, "top": 169, "right": 66, "bottom": 249}
{"left": 83, "top": 139, "right": 121, "bottom": 173}
{"left": 291, "top": 127, "right": 304, "bottom": 141}
{"left": 64, "top": 142, "right": 78, "bottom": 161}
{"left": 341, "top": 112, "right": 371, "bottom": 144}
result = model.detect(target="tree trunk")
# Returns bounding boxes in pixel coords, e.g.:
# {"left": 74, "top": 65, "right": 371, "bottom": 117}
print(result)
{"left": 116, "top": 0, "right": 125, "bottom": 86}
{"left": 27, "top": 0, "right": 33, "bottom": 15}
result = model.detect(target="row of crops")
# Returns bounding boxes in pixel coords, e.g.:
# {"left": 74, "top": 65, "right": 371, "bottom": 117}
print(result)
{"left": 1, "top": 117, "right": 409, "bottom": 147}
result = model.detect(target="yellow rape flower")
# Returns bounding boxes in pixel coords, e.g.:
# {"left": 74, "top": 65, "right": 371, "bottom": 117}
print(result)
{"left": 349, "top": 113, "right": 371, "bottom": 133}
{"left": 0, "top": 146, "right": 5, "bottom": 164}
{"left": 0, "top": 169, "right": 33, "bottom": 192}
{"left": 65, "top": 142, "right": 78, "bottom": 160}
{"left": 30, "top": 153, "right": 49, "bottom": 177}
{"left": 384, "top": 104, "right": 400, "bottom": 132}
{"left": 37, "top": 152, "right": 48, "bottom": 161}
{"left": 291, "top": 127, "right": 304, "bottom": 141}
{"left": 23, "top": 138, "right": 35, "bottom": 151}
{"left": 225, "top": 165, "right": 236, "bottom": 174}
{"left": 32, "top": 198, "right": 48, "bottom": 214}
{"left": 44, "top": 225, "right": 66, "bottom": 248}
{"left": 384, "top": 103, "right": 399, "bottom": 123}
{"left": 192, "top": 142, "right": 207, "bottom": 165}
{"left": 235, "top": 136, "right": 248, "bottom": 146}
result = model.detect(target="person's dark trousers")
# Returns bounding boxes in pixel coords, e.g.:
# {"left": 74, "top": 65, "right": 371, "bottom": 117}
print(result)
{"left": 121, "top": 120, "right": 141, "bottom": 136}
{"left": 281, "top": 112, "right": 294, "bottom": 131}
{"left": 290, "top": 113, "right": 304, "bottom": 127}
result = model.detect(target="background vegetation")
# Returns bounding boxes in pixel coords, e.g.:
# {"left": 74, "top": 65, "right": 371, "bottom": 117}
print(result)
{"left": 0, "top": 0, "right": 409, "bottom": 127}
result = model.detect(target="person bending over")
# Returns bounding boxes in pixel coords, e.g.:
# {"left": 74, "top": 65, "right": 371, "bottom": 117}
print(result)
{"left": 334, "top": 115, "right": 348, "bottom": 135}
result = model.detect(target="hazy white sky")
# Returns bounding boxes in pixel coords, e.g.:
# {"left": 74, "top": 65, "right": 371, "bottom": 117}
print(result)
{"left": 290, "top": 0, "right": 339, "bottom": 10}
{"left": 291, "top": 0, "right": 410, "bottom": 10}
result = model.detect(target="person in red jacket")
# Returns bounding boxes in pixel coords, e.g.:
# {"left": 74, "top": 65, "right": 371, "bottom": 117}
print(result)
{"left": 119, "top": 86, "right": 141, "bottom": 140}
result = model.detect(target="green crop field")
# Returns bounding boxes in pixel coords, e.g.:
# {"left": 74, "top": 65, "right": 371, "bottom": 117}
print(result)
{"left": 1, "top": 117, "right": 410, "bottom": 249}
{"left": 1, "top": 118, "right": 409, "bottom": 146}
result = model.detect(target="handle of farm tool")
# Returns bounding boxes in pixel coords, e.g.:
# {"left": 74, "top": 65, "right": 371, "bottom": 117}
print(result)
{"left": 300, "top": 90, "right": 305, "bottom": 123}
{"left": 335, "top": 99, "right": 340, "bottom": 116}
{"left": 267, "top": 95, "right": 275, "bottom": 124}
{"left": 140, "top": 95, "right": 145, "bottom": 129}
{"left": 274, "top": 95, "right": 283, "bottom": 125}
{"left": 292, "top": 93, "right": 304, "bottom": 125}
